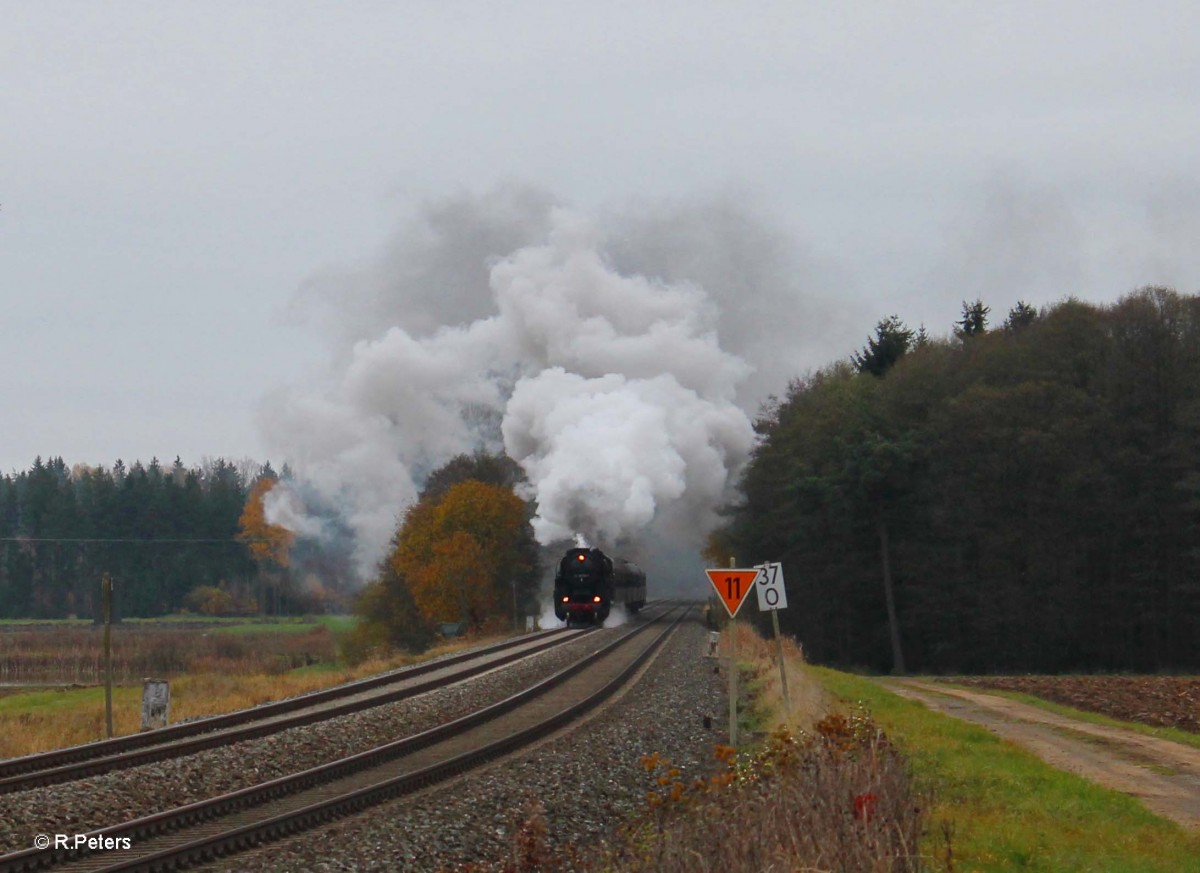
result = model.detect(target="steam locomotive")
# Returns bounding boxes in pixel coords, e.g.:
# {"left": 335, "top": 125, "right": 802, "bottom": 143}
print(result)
{"left": 553, "top": 547, "right": 646, "bottom": 625}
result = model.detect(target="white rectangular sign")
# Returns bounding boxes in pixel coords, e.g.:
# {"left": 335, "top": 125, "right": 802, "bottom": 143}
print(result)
{"left": 754, "top": 561, "right": 788, "bottom": 611}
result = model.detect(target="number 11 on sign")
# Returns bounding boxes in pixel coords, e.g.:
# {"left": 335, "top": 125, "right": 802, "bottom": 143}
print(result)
{"left": 704, "top": 568, "right": 757, "bottom": 618}
{"left": 726, "top": 575, "right": 742, "bottom": 600}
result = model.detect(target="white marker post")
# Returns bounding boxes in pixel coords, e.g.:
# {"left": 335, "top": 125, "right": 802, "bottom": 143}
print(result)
{"left": 755, "top": 561, "right": 791, "bottom": 716}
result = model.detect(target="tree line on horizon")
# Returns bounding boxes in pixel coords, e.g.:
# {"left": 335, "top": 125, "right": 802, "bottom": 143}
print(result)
{"left": 0, "top": 447, "right": 543, "bottom": 655}
{"left": 9, "top": 287, "right": 1198, "bottom": 675}
{"left": 711, "top": 286, "right": 1200, "bottom": 674}
{"left": 0, "top": 456, "right": 354, "bottom": 619}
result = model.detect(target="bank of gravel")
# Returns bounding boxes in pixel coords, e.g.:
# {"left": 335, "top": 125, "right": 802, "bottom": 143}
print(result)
{"left": 207, "top": 618, "right": 724, "bottom": 872}
{"left": 0, "top": 629, "right": 621, "bottom": 855}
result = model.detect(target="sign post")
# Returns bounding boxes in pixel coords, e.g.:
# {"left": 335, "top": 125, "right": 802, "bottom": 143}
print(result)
{"left": 754, "top": 562, "right": 791, "bottom": 716}
{"left": 704, "top": 562, "right": 758, "bottom": 748}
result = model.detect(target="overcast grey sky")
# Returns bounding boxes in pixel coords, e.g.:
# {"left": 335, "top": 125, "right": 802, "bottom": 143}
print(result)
{"left": 3, "top": 1, "right": 1199, "bottom": 475}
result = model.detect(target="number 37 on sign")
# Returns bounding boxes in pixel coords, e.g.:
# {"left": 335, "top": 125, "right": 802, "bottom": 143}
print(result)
{"left": 703, "top": 562, "right": 788, "bottom": 618}
{"left": 753, "top": 562, "right": 788, "bottom": 611}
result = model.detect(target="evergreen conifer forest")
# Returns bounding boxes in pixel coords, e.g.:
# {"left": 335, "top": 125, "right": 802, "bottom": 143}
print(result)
{"left": 0, "top": 458, "right": 353, "bottom": 619}
{"left": 714, "top": 287, "right": 1200, "bottom": 674}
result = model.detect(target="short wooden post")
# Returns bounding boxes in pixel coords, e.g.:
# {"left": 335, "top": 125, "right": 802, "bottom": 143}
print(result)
{"left": 102, "top": 574, "right": 113, "bottom": 739}
{"left": 771, "top": 605, "right": 791, "bottom": 715}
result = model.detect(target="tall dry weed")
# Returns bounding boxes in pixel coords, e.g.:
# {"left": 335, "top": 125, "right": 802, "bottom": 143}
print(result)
{"left": 0, "top": 626, "right": 336, "bottom": 685}
{"left": 722, "top": 618, "right": 832, "bottom": 735}
{"left": 613, "top": 715, "right": 927, "bottom": 872}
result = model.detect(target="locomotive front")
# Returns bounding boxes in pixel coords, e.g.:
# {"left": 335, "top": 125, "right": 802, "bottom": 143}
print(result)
{"left": 553, "top": 548, "right": 614, "bottom": 625}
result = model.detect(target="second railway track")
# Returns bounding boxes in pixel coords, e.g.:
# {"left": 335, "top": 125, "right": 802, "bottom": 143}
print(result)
{"left": 1, "top": 603, "right": 688, "bottom": 873}
{"left": 0, "top": 624, "right": 592, "bottom": 793}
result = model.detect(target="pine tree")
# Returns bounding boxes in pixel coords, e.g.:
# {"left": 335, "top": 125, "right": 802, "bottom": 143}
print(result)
{"left": 852, "top": 316, "right": 915, "bottom": 377}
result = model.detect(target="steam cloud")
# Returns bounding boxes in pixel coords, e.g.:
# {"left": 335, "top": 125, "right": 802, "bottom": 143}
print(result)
{"left": 262, "top": 187, "right": 826, "bottom": 577}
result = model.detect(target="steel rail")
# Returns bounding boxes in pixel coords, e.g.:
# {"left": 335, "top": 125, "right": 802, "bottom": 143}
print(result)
{"left": 0, "top": 604, "right": 686, "bottom": 873}
{"left": 0, "top": 627, "right": 584, "bottom": 793}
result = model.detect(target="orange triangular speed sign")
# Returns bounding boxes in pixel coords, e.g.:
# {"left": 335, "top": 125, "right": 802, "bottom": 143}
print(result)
{"left": 705, "top": 569, "right": 759, "bottom": 618}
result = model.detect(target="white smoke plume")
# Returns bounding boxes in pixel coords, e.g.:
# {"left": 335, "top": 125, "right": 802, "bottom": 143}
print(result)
{"left": 262, "top": 480, "right": 327, "bottom": 541}
{"left": 262, "top": 187, "right": 830, "bottom": 577}
{"left": 503, "top": 369, "right": 750, "bottom": 544}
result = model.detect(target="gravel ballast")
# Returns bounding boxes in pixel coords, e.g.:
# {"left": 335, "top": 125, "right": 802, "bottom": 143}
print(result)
{"left": 208, "top": 617, "right": 724, "bottom": 872}
{"left": 0, "top": 628, "right": 630, "bottom": 855}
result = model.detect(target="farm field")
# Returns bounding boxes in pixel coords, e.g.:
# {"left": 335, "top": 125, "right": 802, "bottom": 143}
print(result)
{"left": 0, "top": 618, "right": 487, "bottom": 759}
{"left": 0, "top": 617, "right": 347, "bottom": 687}
{"left": 945, "top": 675, "right": 1200, "bottom": 735}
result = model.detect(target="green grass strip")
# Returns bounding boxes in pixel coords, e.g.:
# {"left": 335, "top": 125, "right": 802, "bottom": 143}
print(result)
{"left": 0, "top": 685, "right": 141, "bottom": 718}
{"left": 811, "top": 667, "right": 1200, "bottom": 873}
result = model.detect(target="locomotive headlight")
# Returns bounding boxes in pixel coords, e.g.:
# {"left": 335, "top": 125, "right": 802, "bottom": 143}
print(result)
{"left": 593, "top": 596, "right": 602, "bottom": 603}
{"left": 577, "top": 554, "right": 586, "bottom": 562}
{"left": 561, "top": 596, "right": 569, "bottom": 603}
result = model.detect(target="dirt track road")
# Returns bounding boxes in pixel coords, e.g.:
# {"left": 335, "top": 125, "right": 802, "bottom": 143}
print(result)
{"left": 879, "top": 679, "right": 1200, "bottom": 830}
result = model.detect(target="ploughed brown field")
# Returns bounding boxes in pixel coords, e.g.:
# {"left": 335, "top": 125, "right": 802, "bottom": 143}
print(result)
{"left": 946, "top": 675, "right": 1200, "bottom": 735}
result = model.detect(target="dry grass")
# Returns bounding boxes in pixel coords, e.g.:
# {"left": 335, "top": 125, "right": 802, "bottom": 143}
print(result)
{"left": 611, "top": 718, "right": 926, "bottom": 872}
{"left": 723, "top": 618, "right": 833, "bottom": 735}
{"left": 0, "top": 631, "right": 505, "bottom": 760}
{"left": 600, "top": 622, "right": 926, "bottom": 873}
{"left": 0, "top": 626, "right": 338, "bottom": 685}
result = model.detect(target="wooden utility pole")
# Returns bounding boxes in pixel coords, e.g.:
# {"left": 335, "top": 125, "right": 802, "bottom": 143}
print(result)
{"left": 102, "top": 574, "right": 114, "bottom": 739}
{"left": 771, "top": 605, "right": 791, "bottom": 714}
{"left": 878, "top": 519, "right": 906, "bottom": 674}
{"left": 728, "top": 557, "right": 738, "bottom": 749}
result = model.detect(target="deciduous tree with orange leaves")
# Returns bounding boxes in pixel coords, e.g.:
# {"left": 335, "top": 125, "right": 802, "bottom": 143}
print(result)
{"left": 390, "top": 479, "right": 533, "bottom": 627}
{"left": 348, "top": 453, "right": 540, "bottom": 657}
{"left": 237, "top": 477, "right": 294, "bottom": 567}
{"left": 237, "top": 476, "right": 295, "bottom": 614}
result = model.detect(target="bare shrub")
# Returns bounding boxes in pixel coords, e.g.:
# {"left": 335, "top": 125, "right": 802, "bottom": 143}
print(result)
{"left": 609, "top": 714, "right": 927, "bottom": 873}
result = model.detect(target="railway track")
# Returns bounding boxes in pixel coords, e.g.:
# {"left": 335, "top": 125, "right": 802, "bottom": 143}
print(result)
{"left": 0, "top": 603, "right": 688, "bottom": 873}
{"left": 0, "top": 625, "right": 591, "bottom": 794}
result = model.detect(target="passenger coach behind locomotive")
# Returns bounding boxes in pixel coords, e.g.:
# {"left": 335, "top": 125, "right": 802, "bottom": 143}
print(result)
{"left": 553, "top": 548, "right": 646, "bottom": 625}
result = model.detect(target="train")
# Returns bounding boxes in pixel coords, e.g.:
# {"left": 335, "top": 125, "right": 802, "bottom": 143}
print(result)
{"left": 553, "top": 547, "right": 646, "bottom": 625}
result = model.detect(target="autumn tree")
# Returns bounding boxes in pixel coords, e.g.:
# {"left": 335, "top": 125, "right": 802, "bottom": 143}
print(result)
{"left": 183, "top": 584, "right": 235, "bottom": 616}
{"left": 352, "top": 452, "right": 541, "bottom": 653}
{"left": 392, "top": 479, "right": 535, "bottom": 627}
{"left": 344, "top": 562, "right": 433, "bottom": 660}
{"left": 420, "top": 451, "right": 526, "bottom": 503}
{"left": 237, "top": 475, "right": 294, "bottom": 614}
